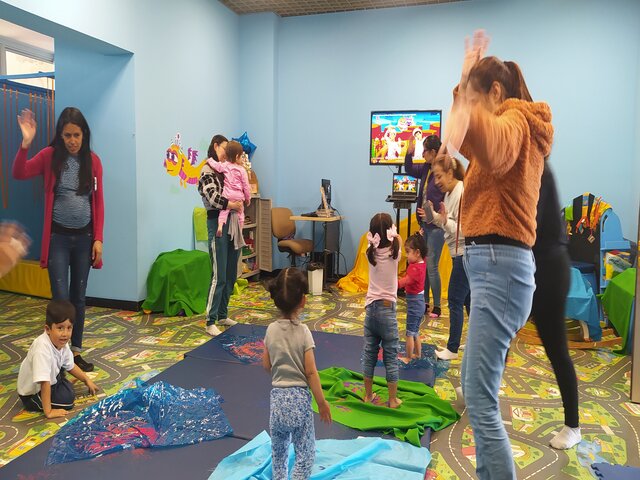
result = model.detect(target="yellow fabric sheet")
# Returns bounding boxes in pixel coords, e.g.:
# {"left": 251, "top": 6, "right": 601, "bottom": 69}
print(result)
{"left": 337, "top": 216, "right": 452, "bottom": 300}
{"left": 0, "top": 260, "right": 52, "bottom": 298}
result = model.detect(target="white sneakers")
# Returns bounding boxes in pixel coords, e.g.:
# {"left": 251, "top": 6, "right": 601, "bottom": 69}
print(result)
{"left": 550, "top": 426, "right": 582, "bottom": 450}
{"left": 435, "top": 348, "right": 459, "bottom": 360}
{"left": 205, "top": 324, "right": 222, "bottom": 336}
{"left": 217, "top": 318, "right": 238, "bottom": 327}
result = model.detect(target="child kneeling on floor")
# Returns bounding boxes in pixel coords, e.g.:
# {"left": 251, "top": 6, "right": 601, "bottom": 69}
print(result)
{"left": 362, "top": 212, "right": 404, "bottom": 408}
{"left": 17, "top": 300, "right": 99, "bottom": 418}
{"left": 263, "top": 268, "right": 332, "bottom": 480}
{"left": 398, "top": 233, "right": 427, "bottom": 361}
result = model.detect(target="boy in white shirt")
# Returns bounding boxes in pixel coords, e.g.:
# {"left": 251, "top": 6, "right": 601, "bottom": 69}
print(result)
{"left": 17, "top": 300, "right": 99, "bottom": 418}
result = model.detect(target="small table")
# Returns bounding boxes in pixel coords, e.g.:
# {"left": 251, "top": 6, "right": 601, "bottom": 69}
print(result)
{"left": 290, "top": 215, "right": 343, "bottom": 284}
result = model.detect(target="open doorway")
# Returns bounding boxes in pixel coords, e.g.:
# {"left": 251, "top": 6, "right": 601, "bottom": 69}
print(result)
{"left": 0, "top": 19, "right": 55, "bottom": 261}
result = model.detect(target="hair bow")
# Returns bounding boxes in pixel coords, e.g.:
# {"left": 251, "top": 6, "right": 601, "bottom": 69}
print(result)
{"left": 386, "top": 224, "right": 399, "bottom": 241}
{"left": 366, "top": 232, "right": 381, "bottom": 248}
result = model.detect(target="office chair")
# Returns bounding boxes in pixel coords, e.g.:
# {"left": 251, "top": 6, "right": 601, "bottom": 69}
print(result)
{"left": 271, "top": 207, "right": 314, "bottom": 266}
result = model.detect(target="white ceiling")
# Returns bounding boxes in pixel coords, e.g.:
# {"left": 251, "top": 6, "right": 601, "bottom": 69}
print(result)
{"left": 0, "top": 18, "right": 54, "bottom": 53}
{"left": 218, "top": 0, "right": 466, "bottom": 17}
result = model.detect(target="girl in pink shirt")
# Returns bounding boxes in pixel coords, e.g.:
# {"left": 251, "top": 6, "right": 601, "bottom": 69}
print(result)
{"left": 362, "top": 213, "right": 403, "bottom": 408}
{"left": 207, "top": 141, "right": 251, "bottom": 238}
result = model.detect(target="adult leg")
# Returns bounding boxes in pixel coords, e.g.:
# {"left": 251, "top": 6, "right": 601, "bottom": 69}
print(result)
{"left": 463, "top": 244, "right": 535, "bottom": 480}
{"left": 218, "top": 224, "right": 240, "bottom": 321}
{"left": 533, "top": 249, "right": 580, "bottom": 448}
{"left": 205, "top": 216, "right": 220, "bottom": 327}
{"left": 68, "top": 233, "right": 93, "bottom": 353}
{"left": 445, "top": 255, "right": 470, "bottom": 354}
{"left": 425, "top": 228, "right": 445, "bottom": 313}
{"left": 421, "top": 224, "right": 431, "bottom": 309}
{"left": 48, "top": 233, "right": 71, "bottom": 301}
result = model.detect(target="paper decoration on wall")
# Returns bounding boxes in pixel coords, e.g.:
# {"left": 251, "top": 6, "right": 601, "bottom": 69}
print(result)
{"left": 231, "top": 131, "right": 257, "bottom": 158}
{"left": 163, "top": 133, "right": 206, "bottom": 187}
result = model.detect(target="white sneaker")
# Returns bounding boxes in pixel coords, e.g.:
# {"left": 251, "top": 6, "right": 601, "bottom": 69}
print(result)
{"left": 205, "top": 324, "right": 222, "bottom": 336}
{"left": 217, "top": 318, "right": 238, "bottom": 327}
{"left": 435, "top": 348, "right": 459, "bottom": 360}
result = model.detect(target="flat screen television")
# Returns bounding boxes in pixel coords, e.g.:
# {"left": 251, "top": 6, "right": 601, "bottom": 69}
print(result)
{"left": 370, "top": 110, "right": 441, "bottom": 166}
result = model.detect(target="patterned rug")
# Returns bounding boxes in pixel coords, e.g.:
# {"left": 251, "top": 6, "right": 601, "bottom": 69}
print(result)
{"left": 0, "top": 284, "right": 638, "bottom": 479}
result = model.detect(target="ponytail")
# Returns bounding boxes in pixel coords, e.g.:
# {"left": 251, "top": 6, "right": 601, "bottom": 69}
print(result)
{"left": 469, "top": 57, "right": 533, "bottom": 102}
{"left": 504, "top": 61, "right": 533, "bottom": 101}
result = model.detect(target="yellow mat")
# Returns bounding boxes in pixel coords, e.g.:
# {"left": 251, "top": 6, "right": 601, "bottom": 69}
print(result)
{"left": 337, "top": 217, "right": 452, "bottom": 299}
{"left": 0, "top": 260, "right": 52, "bottom": 298}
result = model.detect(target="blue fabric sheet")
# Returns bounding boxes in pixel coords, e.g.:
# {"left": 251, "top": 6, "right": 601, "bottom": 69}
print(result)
{"left": 46, "top": 381, "right": 233, "bottom": 465}
{"left": 209, "top": 430, "right": 431, "bottom": 480}
{"left": 565, "top": 267, "right": 602, "bottom": 341}
{"left": 591, "top": 462, "right": 640, "bottom": 480}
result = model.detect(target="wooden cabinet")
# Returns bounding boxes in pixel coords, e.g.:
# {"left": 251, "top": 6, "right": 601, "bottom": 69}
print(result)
{"left": 238, "top": 196, "right": 272, "bottom": 278}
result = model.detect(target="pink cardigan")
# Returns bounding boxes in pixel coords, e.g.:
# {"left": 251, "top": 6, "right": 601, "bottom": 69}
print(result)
{"left": 12, "top": 146, "right": 105, "bottom": 269}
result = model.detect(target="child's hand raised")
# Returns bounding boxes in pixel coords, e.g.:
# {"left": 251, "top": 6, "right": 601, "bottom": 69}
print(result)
{"left": 318, "top": 400, "right": 332, "bottom": 424}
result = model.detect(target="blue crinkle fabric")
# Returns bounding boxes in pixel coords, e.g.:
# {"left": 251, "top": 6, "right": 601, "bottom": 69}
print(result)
{"left": 46, "top": 380, "right": 233, "bottom": 465}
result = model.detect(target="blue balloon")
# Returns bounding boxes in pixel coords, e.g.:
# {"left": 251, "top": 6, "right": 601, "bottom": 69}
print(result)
{"left": 232, "top": 131, "right": 257, "bottom": 158}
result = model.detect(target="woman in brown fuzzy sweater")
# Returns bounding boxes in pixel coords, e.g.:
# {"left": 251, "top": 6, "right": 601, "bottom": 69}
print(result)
{"left": 445, "top": 31, "right": 554, "bottom": 480}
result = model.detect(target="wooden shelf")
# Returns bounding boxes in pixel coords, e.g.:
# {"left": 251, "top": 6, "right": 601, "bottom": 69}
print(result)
{"left": 242, "top": 252, "right": 257, "bottom": 260}
{"left": 240, "top": 268, "right": 260, "bottom": 279}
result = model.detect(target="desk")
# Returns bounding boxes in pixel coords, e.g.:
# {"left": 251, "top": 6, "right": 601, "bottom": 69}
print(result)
{"left": 290, "top": 215, "right": 343, "bottom": 283}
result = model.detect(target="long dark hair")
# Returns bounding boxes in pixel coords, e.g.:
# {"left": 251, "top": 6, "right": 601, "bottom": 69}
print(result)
{"left": 366, "top": 212, "right": 400, "bottom": 266}
{"left": 267, "top": 267, "right": 308, "bottom": 318}
{"left": 469, "top": 56, "right": 533, "bottom": 102}
{"left": 50, "top": 107, "right": 93, "bottom": 195}
{"left": 207, "top": 134, "right": 229, "bottom": 161}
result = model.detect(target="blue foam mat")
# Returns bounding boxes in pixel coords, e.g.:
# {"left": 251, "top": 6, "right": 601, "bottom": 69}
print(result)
{"left": 591, "top": 462, "right": 640, "bottom": 479}
{"left": 186, "top": 324, "right": 436, "bottom": 387}
{"left": 0, "top": 434, "right": 246, "bottom": 480}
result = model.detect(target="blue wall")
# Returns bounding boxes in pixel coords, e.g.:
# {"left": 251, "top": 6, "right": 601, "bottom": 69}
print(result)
{"left": 258, "top": 0, "right": 640, "bottom": 270}
{"left": 3, "top": 0, "right": 638, "bottom": 299}
{"left": 2, "top": 0, "right": 241, "bottom": 300}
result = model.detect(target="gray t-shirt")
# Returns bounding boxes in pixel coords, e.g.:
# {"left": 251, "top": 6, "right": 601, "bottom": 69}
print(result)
{"left": 264, "top": 319, "right": 315, "bottom": 388}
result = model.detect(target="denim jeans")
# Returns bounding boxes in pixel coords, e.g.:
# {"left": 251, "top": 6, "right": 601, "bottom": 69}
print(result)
{"left": 447, "top": 255, "right": 470, "bottom": 353}
{"left": 48, "top": 232, "right": 93, "bottom": 352}
{"left": 422, "top": 226, "right": 444, "bottom": 308}
{"left": 461, "top": 243, "right": 535, "bottom": 480}
{"left": 362, "top": 300, "right": 399, "bottom": 383}
{"left": 205, "top": 216, "right": 240, "bottom": 325}
{"left": 405, "top": 294, "right": 425, "bottom": 337}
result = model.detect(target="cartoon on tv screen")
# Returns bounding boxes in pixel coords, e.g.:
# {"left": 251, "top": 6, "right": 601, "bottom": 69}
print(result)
{"left": 370, "top": 110, "right": 441, "bottom": 165}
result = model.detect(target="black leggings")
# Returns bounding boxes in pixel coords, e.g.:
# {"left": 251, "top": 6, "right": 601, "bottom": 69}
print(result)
{"left": 532, "top": 248, "right": 579, "bottom": 428}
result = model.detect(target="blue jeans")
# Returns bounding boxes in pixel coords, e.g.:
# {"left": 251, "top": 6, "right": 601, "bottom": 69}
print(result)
{"left": 461, "top": 243, "right": 535, "bottom": 480}
{"left": 362, "top": 300, "right": 399, "bottom": 383}
{"left": 270, "top": 387, "right": 315, "bottom": 480}
{"left": 447, "top": 255, "right": 470, "bottom": 353}
{"left": 422, "top": 226, "right": 444, "bottom": 308}
{"left": 405, "top": 294, "right": 425, "bottom": 337}
{"left": 205, "top": 216, "right": 240, "bottom": 325}
{"left": 48, "top": 232, "right": 93, "bottom": 352}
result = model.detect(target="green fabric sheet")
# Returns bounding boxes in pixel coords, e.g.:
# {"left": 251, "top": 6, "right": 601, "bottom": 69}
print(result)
{"left": 600, "top": 268, "right": 636, "bottom": 354}
{"left": 193, "top": 207, "right": 209, "bottom": 241}
{"left": 312, "top": 367, "right": 460, "bottom": 447}
{"left": 142, "top": 249, "right": 212, "bottom": 316}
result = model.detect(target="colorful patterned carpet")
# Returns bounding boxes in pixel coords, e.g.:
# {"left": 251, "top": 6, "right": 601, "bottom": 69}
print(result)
{"left": 0, "top": 284, "right": 638, "bottom": 479}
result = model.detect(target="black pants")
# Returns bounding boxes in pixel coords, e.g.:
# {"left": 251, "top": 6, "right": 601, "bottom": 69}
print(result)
{"left": 19, "top": 370, "right": 75, "bottom": 412}
{"left": 532, "top": 248, "right": 579, "bottom": 428}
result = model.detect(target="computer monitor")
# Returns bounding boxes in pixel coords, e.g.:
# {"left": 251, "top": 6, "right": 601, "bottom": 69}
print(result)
{"left": 392, "top": 174, "right": 418, "bottom": 195}
{"left": 321, "top": 179, "right": 331, "bottom": 206}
